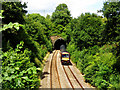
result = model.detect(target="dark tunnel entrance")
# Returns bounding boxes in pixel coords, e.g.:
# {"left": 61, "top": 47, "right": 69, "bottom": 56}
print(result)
{"left": 54, "top": 39, "right": 66, "bottom": 50}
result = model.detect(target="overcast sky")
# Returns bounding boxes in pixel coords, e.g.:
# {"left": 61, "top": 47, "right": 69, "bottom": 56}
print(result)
{"left": 22, "top": 0, "right": 105, "bottom": 18}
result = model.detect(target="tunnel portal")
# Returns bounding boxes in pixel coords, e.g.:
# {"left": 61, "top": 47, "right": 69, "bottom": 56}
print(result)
{"left": 54, "top": 39, "right": 66, "bottom": 50}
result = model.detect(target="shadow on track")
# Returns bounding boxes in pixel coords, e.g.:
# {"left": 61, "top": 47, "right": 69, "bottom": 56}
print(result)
{"left": 61, "top": 61, "right": 72, "bottom": 66}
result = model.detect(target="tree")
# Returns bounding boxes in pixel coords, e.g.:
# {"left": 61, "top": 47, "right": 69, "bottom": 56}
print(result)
{"left": 101, "top": 1, "right": 120, "bottom": 42}
{"left": 72, "top": 13, "right": 104, "bottom": 50}
{"left": 2, "top": 2, "right": 27, "bottom": 51}
{"left": 24, "top": 13, "right": 52, "bottom": 52}
{"left": 45, "top": 15, "right": 54, "bottom": 37}
{"left": 51, "top": 3, "right": 72, "bottom": 28}
{"left": 2, "top": 2, "right": 27, "bottom": 24}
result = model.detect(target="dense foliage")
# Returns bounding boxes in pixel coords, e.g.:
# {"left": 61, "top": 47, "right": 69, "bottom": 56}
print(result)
{"left": 1, "top": 2, "right": 52, "bottom": 89}
{"left": 71, "top": 13, "right": 105, "bottom": 50}
{"left": 66, "top": 1, "right": 120, "bottom": 89}
{"left": 52, "top": 3, "right": 72, "bottom": 27}
{"left": 51, "top": 3, "right": 72, "bottom": 35}
{"left": 1, "top": 41, "right": 40, "bottom": 89}
{"left": 1, "top": 0, "right": 120, "bottom": 89}
{"left": 67, "top": 44, "right": 120, "bottom": 88}
{"left": 101, "top": 1, "right": 120, "bottom": 42}
{"left": 2, "top": 2, "right": 27, "bottom": 24}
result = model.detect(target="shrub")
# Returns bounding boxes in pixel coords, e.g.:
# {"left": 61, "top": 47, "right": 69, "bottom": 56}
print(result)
{"left": 67, "top": 43, "right": 120, "bottom": 89}
{"left": 1, "top": 41, "right": 40, "bottom": 89}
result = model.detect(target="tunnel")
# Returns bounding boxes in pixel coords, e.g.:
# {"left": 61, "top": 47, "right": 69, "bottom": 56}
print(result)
{"left": 54, "top": 39, "right": 66, "bottom": 50}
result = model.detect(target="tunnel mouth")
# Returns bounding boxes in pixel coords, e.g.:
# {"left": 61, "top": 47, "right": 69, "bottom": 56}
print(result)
{"left": 54, "top": 39, "right": 66, "bottom": 50}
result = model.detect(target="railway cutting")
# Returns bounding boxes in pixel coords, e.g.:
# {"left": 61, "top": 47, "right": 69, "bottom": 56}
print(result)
{"left": 40, "top": 50, "right": 95, "bottom": 89}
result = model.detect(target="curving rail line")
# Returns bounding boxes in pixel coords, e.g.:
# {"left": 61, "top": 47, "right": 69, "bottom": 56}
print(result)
{"left": 62, "top": 65, "right": 74, "bottom": 89}
{"left": 55, "top": 51, "right": 61, "bottom": 88}
{"left": 50, "top": 50, "right": 61, "bottom": 89}
{"left": 62, "top": 65, "right": 84, "bottom": 90}
{"left": 50, "top": 50, "right": 85, "bottom": 89}
{"left": 68, "top": 66, "right": 84, "bottom": 90}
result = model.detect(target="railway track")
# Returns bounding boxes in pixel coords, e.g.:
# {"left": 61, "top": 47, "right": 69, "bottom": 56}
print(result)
{"left": 50, "top": 50, "right": 61, "bottom": 88}
{"left": 68, "top": 66, "right": 84, "bottom": 89}
{"left": 41, "top": 50, "right": 94, "bottom": 89}
{"left": 63, "top": 65, "right": 84, "bottom": 89}
{"left": 50, "top": 50, "right": 84, "bottom": 89}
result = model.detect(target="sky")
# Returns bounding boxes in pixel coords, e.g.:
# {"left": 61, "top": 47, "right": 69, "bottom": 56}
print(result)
{"left": 21, "top": 0, "right": 105, "bottom": 18}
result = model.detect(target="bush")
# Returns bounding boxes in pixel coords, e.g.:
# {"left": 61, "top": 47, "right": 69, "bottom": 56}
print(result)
{"left": 67, "top": 43, "right": 120, "bottom": 89}
{"left": 1, "top": 41, "right": 40, "bottom": 89}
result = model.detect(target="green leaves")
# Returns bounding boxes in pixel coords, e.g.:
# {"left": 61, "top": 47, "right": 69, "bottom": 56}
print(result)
{"left": 52, "top": 3, "right": 71, "bottom": 28}
{"left": 1, "top": 22, "right": 24, "bottom": 32}
{"left": 22, "top": 76, "right": 29, "bottom": 81}
{"left": 15, "top": 67, "right": 19, "bottom": 70}
{"left": 2, "top": 2, "right": 27, "bottom": 24}
{"left": 0, "top": 10, "right": 4, "bottom": 19}
{"left": 2, "top": 41, "right": 40, "bottom": 89}
{"left": 36, "top": 68, "right": 42, "bottom": 71}
{"left": 101, "top": 1, "right": 120, "bottom": 42}
{"left": 71, "top": 13, "right": 104, "bottom": 50}
{"left": 1, "top": 2, "right": 50, "bottom": 90}
{"left": 68, "top": 43, "right": 120, "bottom": 89}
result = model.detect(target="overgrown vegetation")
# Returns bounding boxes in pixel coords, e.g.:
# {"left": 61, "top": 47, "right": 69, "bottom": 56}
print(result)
{"left": 66, "top": 1, "right": 120, "bottom": 89}
{"left": 1, "top": 0, "right": 120, "bottom": 89}
{"left": 1, "top": 41, "right": 40, "bottom": 88}
{"left": 1, "top": 2, "right": 52, "bottom": 89}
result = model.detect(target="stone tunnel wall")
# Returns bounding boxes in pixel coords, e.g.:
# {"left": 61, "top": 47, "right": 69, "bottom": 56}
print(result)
{"left": 50, "top": 36, "right": 66, "bottom": 50}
